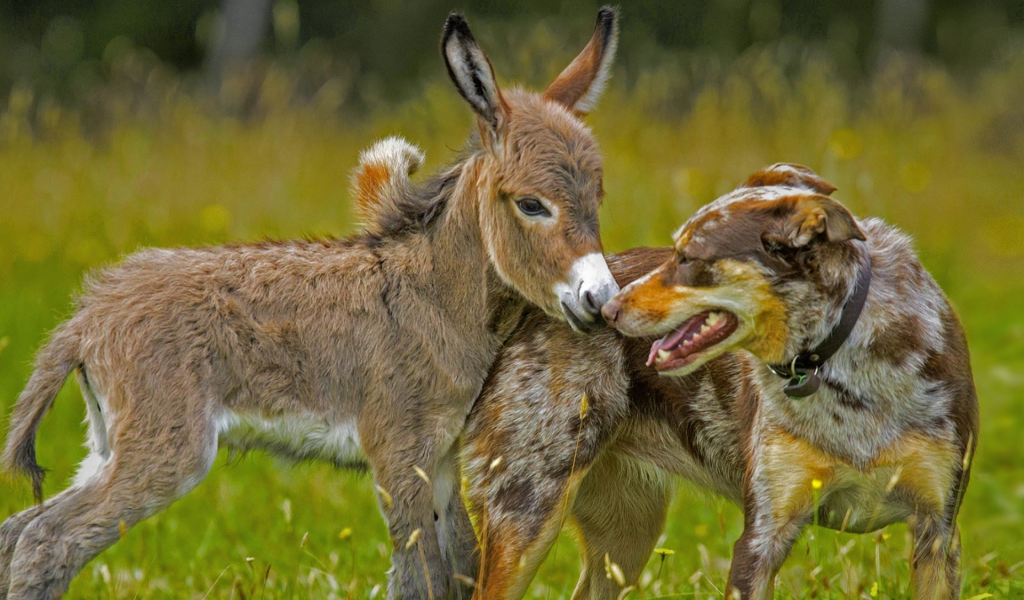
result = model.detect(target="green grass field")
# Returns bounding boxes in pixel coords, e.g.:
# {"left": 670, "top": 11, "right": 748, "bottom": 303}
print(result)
{"left": 2, "top": 49, "right": 1024, "bottom": 598}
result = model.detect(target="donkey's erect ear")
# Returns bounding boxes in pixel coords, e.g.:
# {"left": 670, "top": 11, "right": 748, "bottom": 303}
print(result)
{"left": 543, "top": 6, "right": 619, "bottom": 115}
{"left": 442, "top": 13, "right": 508, "bottom": 150}
{"left": 772, "top": 195, "right": 866, "bottom": 248}
{"left": 743, "top": 163, "right": 837, "bottom": 196}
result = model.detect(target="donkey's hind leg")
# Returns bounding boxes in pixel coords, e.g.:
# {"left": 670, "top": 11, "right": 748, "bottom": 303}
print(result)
{"left": 0, "top": 503, "right": 48, "bottom": 598}
{"left": 0, "top": 486, "right": 104, "bottom": 599}
{"left": 0, "top": 369, "right": 117, "bottom": 599}
{"left": 6, "top": 412, "right": 218, "bottom": 600}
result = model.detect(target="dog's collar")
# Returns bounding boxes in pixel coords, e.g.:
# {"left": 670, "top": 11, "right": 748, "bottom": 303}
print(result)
{"left": 768, "top": 247, "right": 872, "bottom": 398}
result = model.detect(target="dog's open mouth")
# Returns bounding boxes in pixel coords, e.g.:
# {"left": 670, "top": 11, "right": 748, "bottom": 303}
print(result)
{"left": 647, "top": 309, "right": 739, "bottom": 372}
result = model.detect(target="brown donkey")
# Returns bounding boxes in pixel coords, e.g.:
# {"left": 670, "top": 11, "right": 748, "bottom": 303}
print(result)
{"left": 0, "top": 8, "right": 620, "bottom": 599}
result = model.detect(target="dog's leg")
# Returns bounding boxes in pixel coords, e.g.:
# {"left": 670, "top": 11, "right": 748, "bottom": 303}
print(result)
{"left": 726, "top": 431, "right": 831, "bottom": 600}
{"left": 6, "top": 408, "right": 217, "bottom": 599}
{"left": 473, "top": 492, "right": 571, "bottom": 600}
{"left": 468, "top": 431, "right": 600, "bottom": 600}
{"left": 569, "top": 452, "right": 671, "bottom": 600}
{"left": 727, "top": 508, "right": 811, "bottom": 600}
{"left": 943, "top": 522, "right": 963, "bottom": 600}
{"left": 901, "top": 434, "right": 967, "bottom": 600}
{"left": 910, "top": 511, "right": 958, "bottom": 600}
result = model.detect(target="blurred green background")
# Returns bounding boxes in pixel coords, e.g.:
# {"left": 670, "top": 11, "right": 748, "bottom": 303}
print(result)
{"left": 1, "top": 1, "right": 1024, "bottom": 598}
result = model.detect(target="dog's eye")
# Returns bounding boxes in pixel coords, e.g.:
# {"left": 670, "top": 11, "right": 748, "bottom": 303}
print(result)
{"left": 678, "top": 254, "right": 691, "bottom": 266}
{"left": 763, "top": 237, "right": 785, "bottom": 254}
{"left": 515, "top": 196, "right": 551, "bottom": 218}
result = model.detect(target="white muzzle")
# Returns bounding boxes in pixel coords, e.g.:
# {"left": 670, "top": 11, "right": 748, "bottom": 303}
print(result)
{"left": 553, "top": 252, "right": 619, "bottom": 333}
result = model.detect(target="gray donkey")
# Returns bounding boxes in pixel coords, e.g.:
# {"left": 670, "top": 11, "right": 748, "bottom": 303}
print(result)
{"left": 0, "top": 8, "right": 621, "bottom": 599}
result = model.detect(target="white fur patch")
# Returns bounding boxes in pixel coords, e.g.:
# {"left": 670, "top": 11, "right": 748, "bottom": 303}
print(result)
{"left": 73, "top": 372, "right": 112, "bottom": 487}
{"left": 358, "top": 136, "right": 424, "bottom": 179}
{"left": 72, "top": 451, "right": 109, "bottom": 487}
{"left": 217, "top": 409, "right": 365, "bottom": 466}
{"left": 553, "top": 252, "right": 619, "bottom": 330}
{"left": 444, "top": 35, "right": 499, "bottom": 121}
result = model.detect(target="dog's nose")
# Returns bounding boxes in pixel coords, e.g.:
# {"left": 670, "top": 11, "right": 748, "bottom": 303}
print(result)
{"left": 601, "top": 298, "right": 621, "bottom": 325}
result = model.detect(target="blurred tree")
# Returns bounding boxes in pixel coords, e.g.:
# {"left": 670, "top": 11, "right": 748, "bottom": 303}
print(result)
{"left": 876, "top": 0, "right": 930, "bottom": 53}
{"left": 206, "top": 0, "right": 274, "bottom": 86}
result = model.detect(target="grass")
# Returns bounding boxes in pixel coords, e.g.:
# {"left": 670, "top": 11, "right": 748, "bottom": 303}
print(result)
{"left": 2, "top": 45, "right": 1024, "bottom": 598}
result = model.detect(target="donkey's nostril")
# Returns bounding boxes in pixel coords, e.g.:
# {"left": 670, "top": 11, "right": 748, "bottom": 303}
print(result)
{"left": 581, "top": 290, "right": 601, "bottom": 317}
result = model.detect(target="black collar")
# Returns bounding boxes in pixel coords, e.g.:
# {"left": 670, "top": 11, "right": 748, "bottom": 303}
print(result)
{"left": 768, "top": 247, "right": 872, "bottom": 398}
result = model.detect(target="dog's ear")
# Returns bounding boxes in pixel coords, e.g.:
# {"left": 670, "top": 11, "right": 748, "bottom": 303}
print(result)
{"left": 767, "top": 195, "right": 866, "bottom": 248}
{"left": 744, "top": 163, "right": 837, "bottom": 196}
{"left": 543, "top": 6, "right": 619, "bottom": 116}
{"left": 442, "top": 13, "right": 508, "bottom": 155}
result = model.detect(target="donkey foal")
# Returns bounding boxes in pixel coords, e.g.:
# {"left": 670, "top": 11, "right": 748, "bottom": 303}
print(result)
{"left": 0, "top": 8, "right": 621, "bottom": 600}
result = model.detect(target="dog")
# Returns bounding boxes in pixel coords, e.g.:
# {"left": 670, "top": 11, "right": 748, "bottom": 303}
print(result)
{"left": 462, "top": 163, "right": 978, "bottom": 600}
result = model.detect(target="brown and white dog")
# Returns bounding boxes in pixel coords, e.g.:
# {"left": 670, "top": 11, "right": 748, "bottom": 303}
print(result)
{"left": 462, "top": 164, "right": 978, "bottom": 600}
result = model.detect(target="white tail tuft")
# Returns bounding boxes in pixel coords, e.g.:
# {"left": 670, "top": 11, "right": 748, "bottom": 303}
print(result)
{"left": 350, "top": 136, "right": 425, "bottom": 236}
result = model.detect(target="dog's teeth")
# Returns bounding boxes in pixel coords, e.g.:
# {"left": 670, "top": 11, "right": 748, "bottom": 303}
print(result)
{"left": 657, "top": 349, "right": 671, "bottom": 360}
{"left": 707, "top": 312, "right": 720, "bottom": 326}
{"left": 700, "top": 324, "right": 710, "bottom": 334}
{"left": 683, "top": 339, "right": 692, "bottom": 346}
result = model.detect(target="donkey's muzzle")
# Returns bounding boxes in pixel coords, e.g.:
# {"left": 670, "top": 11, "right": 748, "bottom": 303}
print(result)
{"left": 556, "top": 252, "right": 619, "bottom": 334}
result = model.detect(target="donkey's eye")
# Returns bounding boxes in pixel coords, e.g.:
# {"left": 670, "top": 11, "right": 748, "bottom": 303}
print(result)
{"left": 515, "top": 196, "right": 551, "bottom": 218}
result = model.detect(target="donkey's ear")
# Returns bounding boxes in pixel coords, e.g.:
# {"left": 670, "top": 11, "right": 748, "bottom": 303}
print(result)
{"left": 442, "top": 13, "right": 508, "bottom": 152}
{"left": 743, "top": 163, "right": 837, "bottom": 196}
{"left": 543, "top": 6, "right": 619, "bottom": 115}
{"left": 770, "top": 195, "right": 866, "bottom": 248}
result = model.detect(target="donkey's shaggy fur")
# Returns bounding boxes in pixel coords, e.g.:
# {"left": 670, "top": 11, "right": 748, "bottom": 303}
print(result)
{"left": 0, "top": 8, "right": 622, "bottom": 600}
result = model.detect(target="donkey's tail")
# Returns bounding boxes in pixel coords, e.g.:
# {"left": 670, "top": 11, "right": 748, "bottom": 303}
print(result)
{"left": 2, "top": 325, "right": 79, "bottom": 502}
{"left": 350, "top": 136, "right": 425, "bottom": 236}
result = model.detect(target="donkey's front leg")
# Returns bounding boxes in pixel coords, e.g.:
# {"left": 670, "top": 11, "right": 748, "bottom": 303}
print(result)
{"left": 364, "top": 426, "right": 455, "bottom": 600}
{"left": 376, "top": 465, "right": 449, "bottom": 600}
{"left": 570, "top": 452, "right": 672, "bottom": 600}
{"left": 434, "top": 446, "right": 478, "bottom": 599}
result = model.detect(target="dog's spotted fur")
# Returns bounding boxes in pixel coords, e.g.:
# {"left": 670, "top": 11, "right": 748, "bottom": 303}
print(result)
{"left": 463, "top": 165, "right": 978, "bottom": 600}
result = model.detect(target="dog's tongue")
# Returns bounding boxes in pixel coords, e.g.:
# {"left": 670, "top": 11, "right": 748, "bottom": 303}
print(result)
{"left": 646, "top": 313, "right": 706, "bottom": 366}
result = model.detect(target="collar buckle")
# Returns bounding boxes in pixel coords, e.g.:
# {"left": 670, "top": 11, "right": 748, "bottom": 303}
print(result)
{"left": 783, "top": 367, "right": 821, "bottom": 398}
{"left": 768, "top": 247, "right": 872, "bottom": 400}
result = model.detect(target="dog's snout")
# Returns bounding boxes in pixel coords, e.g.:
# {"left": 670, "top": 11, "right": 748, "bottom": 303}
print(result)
{"left": 601, "top": 297, "right": 621, "bottom": 325}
